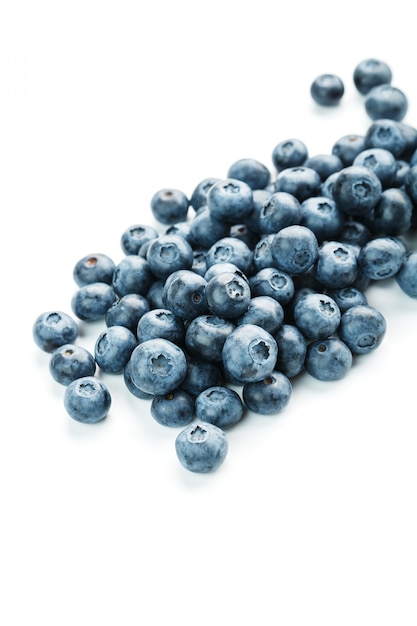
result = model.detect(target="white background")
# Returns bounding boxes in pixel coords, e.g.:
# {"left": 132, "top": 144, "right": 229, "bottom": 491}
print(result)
{"left": 1, "top": 2, "right": 417, "bottom": 625}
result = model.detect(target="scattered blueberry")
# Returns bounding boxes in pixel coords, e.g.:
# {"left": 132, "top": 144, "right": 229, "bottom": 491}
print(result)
{"left": 353, "top": 58, "right": 392, "bottom": 95}
{"left": 49, "top": 344, "right": 96, "bottom": 385}
{"left": 175, "top": 422, "right": 228, "bottom": 473}
{"left": 64, "top": 376, "right": 111, "bottom": 424}
{"left": 310, "top": 73, "right": 344, "bottom": 106}
{"left": 33, "top": 310, "right": 78, "bottom": 353}
{"left": 195, "top": 386, "right": 244, "bottom": 429}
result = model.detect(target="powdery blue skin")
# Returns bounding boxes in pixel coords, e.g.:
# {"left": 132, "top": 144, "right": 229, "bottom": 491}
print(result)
{"left": 242, "top": 371, "right": 292, "bottom": 415}
{"left": 357, "top": 236, "right": 406, "bottom": 280}
{"left": 73, "top": 253, "right": 116, "bottom": 287}
{"left": 398, "top": 122, "right": 417, "bottom": 160}
{"left": 207, "top": 178, "right": 253, "bottom": 225}
{"left": 129, "top": 338, "right": 187, "bottom": 396}
{"left": 294, "top": 292, "right": 341, "bottom": 340}
{"left": 393, "top": 160, "right": 410, "bottom": 188}
{"left": 123, "top": 359, "right": 153, "bottom": 399}
{"left": 204, "top": 262, "right": 247, "bottom": 284}
{"left": 252, "top": 234, "right": 276, "bottom": 271}
{"left": 304, "top": 153, "right": 344, "bottom": 181}
{"left": 339, "top": 220, "right": 372, "bottom": 247}
{"left": 191, "top": 250, "right": 207, "bottom": 277}
{"left": 94, "top": 325, "right": 138, "bottom": 374}
{"left": 353, "top": 148, "right": 397, "bottom": 189}
{"left": 71, "top": 282, "right": 117, "bottom": 322}
{"left": 162, "top": 270, "right": 208, "bottom": 321}
{"left": 274, "top": 324, "right": 307, "bottom": 378}
{"left": 189, "top": 177, "right": 220, "bottom": 212}
{"left": 222, "top": 324, "right": 278, "bottom": 384}
{"left": 300, "top": 196, "right": 345, "bottom": 242}
{"left": 331, "top": 134, "right": 366, "bottom": 167}
{"left": 120, "top": 223, "right": 159, "bottom": 255}
{"left": 205, "top": 271, "right": 251, "bottom": 320}
{"left": 305, "top": 338, "right": 353, "bottom": 381}
{"left": 188, "top": 207, "right": 229, "bottom": 249}
{"left": 146, "top": 280, "right": 166, "bottom": 309}
{"left": 271, "top": 138, "right": 308, "bottom": 172}
{"left": 105, "top": 293, "right": 150, "bottom": 334}
{"left": 150, "top": 188, "right": 189, "bottom": 225}
{"left": 271, "top": 225, "right": 319, "bottom": 275}
{"left": 165, "top": 221, "right": 192, "bottom": 242}
{"left": 258, "top": 191, "right": 301, "bottom": 234}
{"left": 332, "top": 165, "right": 382, "bottom": 217}
{"left": 205, "top": 237, "right": 253, "bottom": 275}
{"left": 365, "top": 84, "right": 408, "bottom": 122}
{"left": 33, "top": 310, "right": 78, "bottom": 353}
{"left": 195, "top": 386, "right": 244, "bottom": 429}
{"left": 180, "top": 359, "right": 223, "bottom": 397}
{"left": 227, "top": 157, "right": 271, "bottom": 190}
{"left": 137, "top": 309, "right": 185, "bottom": 345}
{"left": 237, "top": 296, "right": 284, "bottom": 336}
{"left": 364, "top": 119, "right": 407, "bottom": 158}
{"left": 320, "top": 171, "right": 339, "bottom": 200}
{"left": 404, "top": 164, "right": 417, "bottom": 204}
{"left": 338, "top": 305, "right": 386, "bottom": 354}
{"left": 274, "top": 166, "right": 322, "bottom": 202}
{"left": 245, "top": 189, "right": 272, "bottom": 234}
{"left": 353, "top": 58, "right": 392, "bottom": 95}
{"left": 249, "top": 267, "right": 295, "bottom": 306}
{"left": 49, "top": 344, "right": 96, "bottom": 385}
{"left": 328, "top": 287, "right": 368, "bottom": 313}
{"left": 64, "top": 376, "right": 111, "bottom": 424}
{"left": 146, "top": 234, "right": 194, "bottom": 280}
{"left": 371, "top": 188, "right": 413, "bottom": 236}
{"left": 175, "top": 422, "right": 228, "bottom": 473}
{"left": 112, "top": 255, "right": 154, "bottom": 298}
{"left": 315, "top": 240, "right": 358, "bottom": 289}
{"left": 395, "top": 252, "right": 417, "bottom": 298}
{"left": 151, "top": 389, "right": 195, "bottom": 427}
{"left": 185, "top": 315, "right": 235, "bottom": 362}
{"left": 310, "top": 73, "right": 344, "bottom": 106}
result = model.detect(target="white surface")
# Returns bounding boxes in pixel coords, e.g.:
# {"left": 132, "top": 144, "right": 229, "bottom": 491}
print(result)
{"left": 2, "top": 2, "right": 417, "bottom": 625}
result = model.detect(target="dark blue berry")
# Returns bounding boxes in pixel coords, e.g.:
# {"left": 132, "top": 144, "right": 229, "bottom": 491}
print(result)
{"left": 242, "top": 371, "right": 292, "bottom": 415}
{"left": 310, "top": 73, "right": 344, "bottom": 106}
{"left": 49, "top": 344, "right": 96, "bottom": 385}
{"left": 227, "top": 157, "right": 271, "bottom": 190}
{"left": 271, "top": 138, "right": 308, "bottom": 172}
{"left": 112, "top": 255, "right": 154, "bottom": 298}
{"left": 151, "top": 389, "right": 195, "bottom": 427}
{"left": 195, "top": 386, "right": 244, "bottom": 429}
{"left": 120, "top": 224, "right": 158, "bottom": 255}
{"left": 365, "top": 84, "right": 408, "bottom": 122}
{"left": 175, "top": 422, "right": 228, "bottom": 473}
{"left": 332, "top": 165, "right": 382, "bottom": 217}
{"left": 33, "top": 310, "right": 78, "bottom": 353}
{"left": 207, "top": 178, "right": 253, "bottom": 224}
{"left": 129, "top": 338, "right": 188, "bottom": 396}
{"left": 396, "top": 252, "right": 417, "bottom": 298}
{"left": 71, "top": 282, "right": 117, "bottom": 321}
{"left": 338, "top": 305, "right": 386, "bottom": 354}
{"left": 105, "top": 293, "right": 150, "bottom": 334}
{"left": 293, "top": 292, "right": 341, "bottom": 340}
{"left": 94, "top": 325, "right": 138, "bottom": 374}
{"left": 185, "top": 315, "right": 235, "bottom": 362}
{"left": 271, "top": 225, "right": 319, "bottom": 275}
{"left": 274, "top": 324, "right": 307, "bottom": 378}
{"left": 274, "top": 166, "right": 322, "bottom": 202}
{"left": 305, "top": 338, "right": 353, "bottom": 381}
{"left": 150, "top": 188, "right": 189, "bottom": 225}
{"left": 222, "top": 324, "right": 278, "bottom": 384}
{"left": 353, "top": 58, "right": 392, "bottom": 95}
{"left": 73, "top": 253, "right": 115, "bottom": 287}
{"left": 64, "top": 376, "right": 111, "bottom": 424}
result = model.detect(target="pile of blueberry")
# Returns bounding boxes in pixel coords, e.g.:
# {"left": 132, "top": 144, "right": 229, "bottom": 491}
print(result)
{"left": 33, "top": 58, "right": 417, "bottom": 474}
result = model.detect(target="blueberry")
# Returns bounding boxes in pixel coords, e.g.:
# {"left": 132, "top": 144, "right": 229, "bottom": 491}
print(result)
{"left": 310, "top": 73, "right": 344, "bottom": 106}
{"left": 188, "top": 207, "right": 229, "bottom": 249}
{"left": 249, "top": 267, "right": 295, "bottom": 306}
{"left": 331, "top": 134, "right": 366, "bottom": 167}
{"left": 180, "top": 359, "right": 223, "bottom": 397}
{"left": 305, "top": 338, "right": 353, "bottom": 381}
{"left": 73, "top": 253, "right": 115, "bottom": 287}
{"left": 338, "top": 305, "right": 386, "bottom": 354}
{"left": 71, "top": 282, "right": 117, "bottom": 321}
{"left": 353, "top": 148, "right": 397, "bottom": 188}
{"left": 395, "top": 252, "right": 417, "bottom": 298}
{"left": 123, "top": 359, "right": 154, "bottom": 399}
{"left": 293, "top": 292, "right": 341, "bottom": 340}
{"left": 274, "top": 324, "right": 307, "bottom": 378}
{"left": 105, "top": 293, "right": 150, "bottom": 334}
{"left": 205, "top": 271, "right": 251, "bottom": 320}
{"left": 64, "top": 376, "right": 111, "bottom": 424}
{"left": 191, "top": 250, "right": 208, "bottom": 277}
{"left": 33, "top": 310, "right": 78, "bottom": 353}
{"left": 120, "top": 223, "right": 159, "bottom": 256}
{"left": 274, "top": 166, "right": 322, "bottom": 202}
{"left": 304, "top": 153, "right": 344, "bottom": 181}
{"left": 339, "top": 220, "right": 372, "bottom": 247}
{"left": 357, "top": 236, "right": 406, "bottom": 280}
{"left": 129, "top": 338, "right": 187, "bottom": 396}
{"left": 162, "top": 269, "right": 208, "bottom": 321}
{"left": 222, "top": 324, "right": 278, "bottom": 384}
{"left": 185, "top": 315, "right": 235, "bottom": 362}
{"left": 227, "top": 157, "right": 271, "bottom": 190}
{"left": 146, "top": 280, "right": 166, "bottom": 309}
{"left": 146, "top": 234, "right": 194, "bottom": 280}
{"left": 49, "top": 344, "right": 96, "bottom": 385}
{"left": 150, "top": 188, "right": 189, "bottom": 225}
{"left": 205, "top": 236, "right": 253, "bottom": 275}
{"left": 328, "top": 287, "right": 368, "bottom": 313}
{"left": 195, "top": 386, "right": 244, "bottom": 429}
{"left": 237, "top": 295, "right": 284, "bottom": 335}
{"left": 229, "top": 223, "right": 259, "bottom": 250}
{"left": 112, "top": 255, "right": 154, "bottom": 298}
{"left": 258, "top": 191, "right": 301, "bottom": 234}
{"left": 300, "top": 196, "right": 345, "bottom": 242}
{"left": 364, "top": 119, "right": 407, "bottom": 158}
{"left": 245, "top": 189, "right": 272, "bottom": 234}
{"left": 353, "top": 58, "right": 392, "bottom": 95}
{"left": 252, "top": 234, "right": 276, "bottom": 271}
{"left": 137, "top": 308, "right": 185, "bottom": 345}
{"left": 94, "top": 325, "right": 137, "bottom": 374}
{"left": 404, "top": 164, "right": 417, "bottom": 205}
{"left": 151, "top": 389, "right": 195, "bottom": 427}
{"left": 332, "top": 165, "right": 382, "bottom": 217}
{"left": 271, "top": 138, "right": 308, "bottom": 172}
{"left": 393, "top": 160, "right": 410, "bottom": 188}
{"left": 189, "top": 177, "right": 220, "bottom": 212}
{"left": 165, "top": 220, "right": 192, "bottom": 242}
{"left": 365, "top": 84, "right": 408, "bottom": 122}
{"left": 207, "top": 178, "right": 253, "bottom": 224}
{"left": 315, "top": 240, "right": 358, "bottom": 289}
{"left": 373, "top": 188, "right": 413, "bottom": 237}
{"left": 242, "top": 371, "right": 292, "bottom": 415}
{"left": 271, "top": 225, "right": 319, "bottom": 275}
{"left": 175, "top": 422, "right": 228, "bottom": 473}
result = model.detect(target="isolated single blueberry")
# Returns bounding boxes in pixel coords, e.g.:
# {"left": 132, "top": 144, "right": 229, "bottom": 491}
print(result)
{"left": 64, "top": 376, "right": 111, "bottom": 424}
{"left": 175, "top": 422, "right": 228, "bottom": 473}
{"left": 310, "top": 73, "right": 344, "bottom": 106}
{"left": 33, "top": 310, "right": 79, "bottom": 353}
{"left": 150, "top": 188, "right": 189, "bottom": 225}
